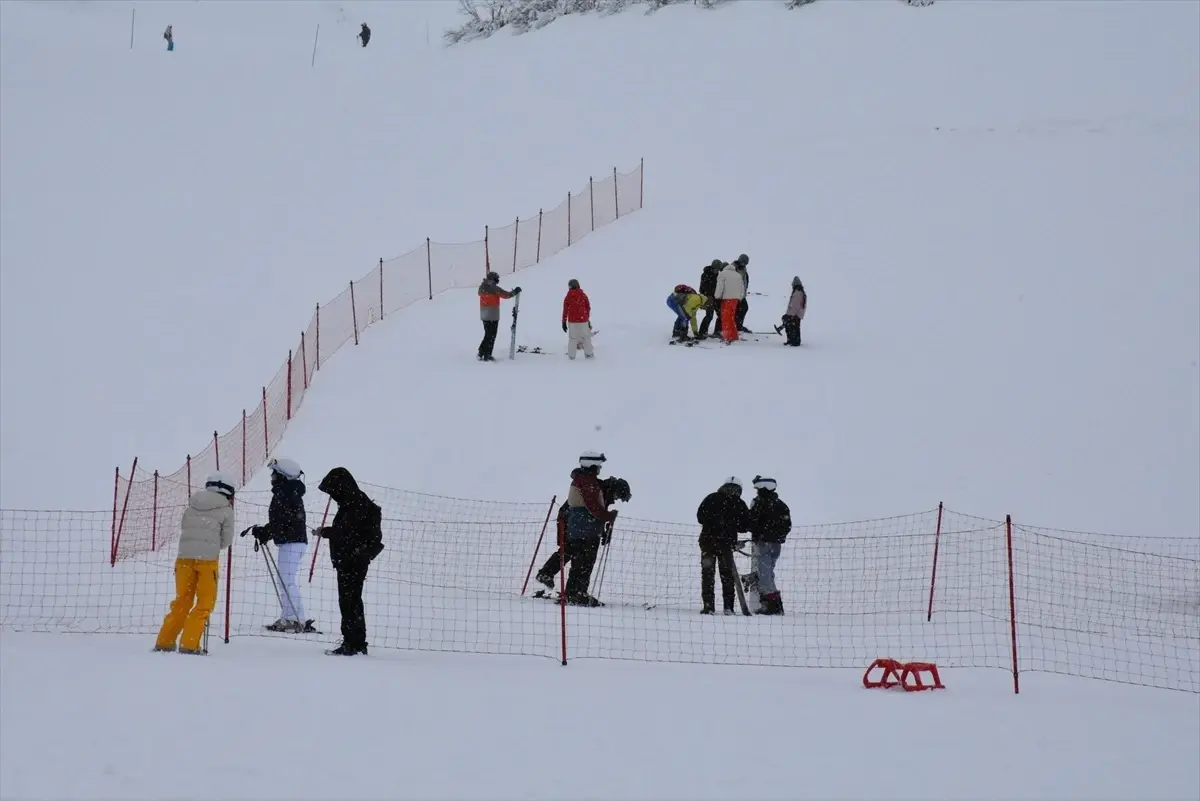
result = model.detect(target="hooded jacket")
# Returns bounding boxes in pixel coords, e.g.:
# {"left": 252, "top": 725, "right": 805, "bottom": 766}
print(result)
{"left": 317, "top": 467, "right": 384, "bottom": 569}
{"left": 747, "top": 489, "right": 792, "bottom": 544}
{"left": 479, "top": 277, "right": 515, "bottom": 322}
{"left": 562, "top": 287, "right": 591, "bottom": 324}
{"left": 177, "top": 489, "right": 235, "bottom": 561}
{"left": 696, "top": 487, "right": 750, "bottom": 550}
{"left": 714, "top": 264, "right": 746, "bottom": 301}
{"left": 785, "top": 287, "right": 807, "bottom": 319}
{"left": 264, "top": 476, "right": 307, "bottom": 546}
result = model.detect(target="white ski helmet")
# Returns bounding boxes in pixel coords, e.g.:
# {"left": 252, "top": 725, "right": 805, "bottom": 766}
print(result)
{"left": 205, "top": 471, "right": 236, "bottom": 498}
{"left": 267, "top": 457, "right": 303, "bottom": 480}
{"left": 752, "top": 475, "right": 777, "bottom": 491}
{"left": 721, "top": 476, "right": 744, "bottom": 492}
{"left": 579, "top": 451, "right": 607, "bottom": 469}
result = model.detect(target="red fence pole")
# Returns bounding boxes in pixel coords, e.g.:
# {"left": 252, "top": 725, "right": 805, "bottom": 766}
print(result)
{"left": 379, "top": 257, "right": 384, "bottom": 320}
{"left": 151, "top": 470, "right": 159, "bottom": 552}
{"left": 1006, "top": 514, "right": 1020, "bottom": 695}
{"left": 112, "top": 456, "right": 137, "bottom": 565}
{"left": 262, "top": 387, "right": 269, "bottom": 459}
{"left": 639, "top": 157, "right": 644, "bottom": 209}
{"left": 224, "top": 545, "right": 233, "bottom": 644}
{"left": 512, "top": 217, "right": 519, "bottom": 271}
{"left": 213, "top": 430, "right": 220, "bottom": 470}
{"left": 613, "top": 166, "right": 619, "bottom": 219}
{"left": 241, "top": 410, "right": 247, "bottom": 485}
{"left": 350, "top": 281, "right": 359, "bottom": 346}
{"left": 110, "top": 467, "right": 119, "bottom": 565}
{"left": 567, "top": 192, "right": 572, "bottom": 247}
{"left": 558, "top": 517, "right": 568, "bottom": 666}
{"left": 308, "top": 497, "right": 332, "bottom": 582}
{"left": 536, "top": 210, "right": 542, "bottom": 263}
{"left": 926, "top": 502, "right": 944, "bottom": 621}
{"left": 484, "top": 225, "right": 490, "bottom": 273}
{"left": 186, "top": 455, "right": 192, "bottom": 494}
{"left": 589, "top": 176, "right": 595, "bottom": 231}
{"left": 286, "top": 350, "right": 293, "bottom": 421}
{"left": 426, "top": 238, "right": 433, "bottom": 300}
{"left": 300, "top": 331, "right": 308, "bottom": 390}
{"left": 520, "top": 496, "right": 557, "bottom": 595}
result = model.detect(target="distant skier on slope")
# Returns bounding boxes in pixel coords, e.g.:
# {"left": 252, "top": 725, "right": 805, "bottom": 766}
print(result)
{"left": 696, "top": 477, "right": 750, "bottom": 614}
{"left": 666, "top": 284, "right": 709, "bottom": 343}
{"left": 536, "top": 476, "right": 631, "bottom": 591}
{"left": 358, "top": 23, "right": 371, "bottom": 47}
{"left": 713, "top": 261, "right": 746, "bottom": 343}
{"left": 780, "top": 277, "right": 807, "bottom": 346}
{"left": 697, "top": 259, "right": 725, "bottom": 338}
{"left": 477, "top": 271, "right": 520, "bottom": 361}
{"left": 561, "top": 278, "right": 595, "bottom": 359}
{"left": 731, "top": 254, "right": 752, "bottom": 334}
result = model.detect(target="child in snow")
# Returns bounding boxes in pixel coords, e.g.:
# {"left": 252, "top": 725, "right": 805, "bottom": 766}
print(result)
{"left": 666, "top": 284, "right": 709, "bottom": 343}
{"left": 780, "top": 277, "right": 806, "bottom": 346}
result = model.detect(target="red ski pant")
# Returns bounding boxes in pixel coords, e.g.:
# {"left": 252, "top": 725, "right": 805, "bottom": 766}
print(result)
{"left": 720, "top": 299, "right": 739, "bottom": 342}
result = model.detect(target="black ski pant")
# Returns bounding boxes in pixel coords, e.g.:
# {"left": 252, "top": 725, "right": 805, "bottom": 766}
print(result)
{"left": 698, "top": 306, "right": 716, "bottom": 337}
{"left": 563, "top": 535, "right": 601, "bottom": 598}
{"left": 672, "top": 317, "right": 690, "bottom": 341}
{"left": 336, "top": 562, "right": 370, "bottom": 649}
{"left": 782, "top": 315, "right": 802, "bottom": 346}
{"left": 700, "top": 539, "right": 737, "bottom": 612}
{"left": 735, "top": 299, "right": 749, "bottom": 331}
{"left": 478, "top": 319, "right": 499, "bottom": 359}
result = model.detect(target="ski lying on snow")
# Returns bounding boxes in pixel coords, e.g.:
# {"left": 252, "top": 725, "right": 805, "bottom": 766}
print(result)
{"left": 531, "top": 589, "right": 657, "bottom": 611}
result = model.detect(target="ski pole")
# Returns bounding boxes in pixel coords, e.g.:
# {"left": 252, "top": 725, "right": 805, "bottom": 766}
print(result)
{"left": 256, "top": 538, "right": 288, "bottom": 618}
{"left": 263, "top": 539, "right": 300, "bottom": 624}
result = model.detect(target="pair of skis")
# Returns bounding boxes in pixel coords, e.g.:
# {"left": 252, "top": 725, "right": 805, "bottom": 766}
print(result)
{"left": 517, "top": 329, "right": 600, "bottom": 355}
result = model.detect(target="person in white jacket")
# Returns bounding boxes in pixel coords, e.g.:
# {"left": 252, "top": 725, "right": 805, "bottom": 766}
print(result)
{"left": 153, "top": 472, "right": 236, "bottom": 654}
{"left": 714, "top": 261, "right": 747, "bottom": 343}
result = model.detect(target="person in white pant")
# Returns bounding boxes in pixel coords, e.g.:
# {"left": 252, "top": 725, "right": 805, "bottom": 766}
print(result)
{"left": 562, "top": 278, "right": 595, "bottom": 359}
{"left": 251, "top": 458, "right": 317, "bottom": 633}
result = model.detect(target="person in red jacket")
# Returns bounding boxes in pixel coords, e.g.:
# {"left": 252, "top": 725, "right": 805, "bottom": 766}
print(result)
{"left": 561, "top": 278, "right": 594, "bottom": 359}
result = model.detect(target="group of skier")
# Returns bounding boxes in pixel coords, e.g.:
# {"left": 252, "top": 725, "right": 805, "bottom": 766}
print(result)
{"left": 474, "top": 253, "right": 808, "bottom": 360}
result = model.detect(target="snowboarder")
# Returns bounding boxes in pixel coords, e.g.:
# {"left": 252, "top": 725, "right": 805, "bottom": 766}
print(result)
{"left": 557, "top": 452, "right": 619, "bottom": 606}
{"left": 696, "top": 477, "right": 750, "bottom": 614}
{"left": 666, "top": 284, "right": 709, "bottom": 343}
{"left": 561, "top": 278, "right": 594, "bottom": 359}
{"left": 313, "top": 467, "right": 385, "bottom": 655}
{"left": 163, "top": 25, "right": 174, "bottom": 52}
{"left": 246, "top": 458, "right": 316, "bottom": 633}
{"left": 780, "top": 277, "right": 807, "bottom": 346}
{"left": 358, "top": 23, "right": 371, "bottom": 47}
{"left": 697, "top": 259, "right": 725, "bottom": 338}
{"left": 732, "top": 254, "right": 751, "bottom": 334}
{"left": 745, "top": 475, "right": 791, "bottom": 614}
{"left": 536, "top": 476, "right": 631, "bottom": 589}
{"left": 153, "top": 472, "right": 236, "bottom": 654}
{"left": 477, "top": 271, "right": 520, "bottom": 361}
{"left": 713, "top": 261, "right": 746, "bottom": 343}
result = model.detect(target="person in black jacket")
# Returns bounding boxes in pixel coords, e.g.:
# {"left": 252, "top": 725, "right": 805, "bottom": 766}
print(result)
{"left": 247, "top": 458, "right": 316, "bottom": 633}
{"left": 314, "top": 467, "right": 384, "bottom": 655}
{"left": 696, "top": 259, "right": 724, "bottom": 338}
{"left": 696, "top": 477, "right": 750, "bottom": 614}
{"left": 358, "top": 23, "right": 371, "bottom": 47}
{"left": 745, "top": 475, "right": 792, "bottom": 615}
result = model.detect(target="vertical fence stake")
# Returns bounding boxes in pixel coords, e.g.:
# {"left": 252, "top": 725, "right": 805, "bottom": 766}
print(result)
{"left": 379, "top": 257, "right": 385, "bottom": 320}
{"left": 308, "top": 497, "right": 332, "bottom": 582}
{"left": 567, "top": 192, "right": 572, "bottom": 247}
{"left": 129, "top": 8, "right": 135, "bottom": 49}
{"left": 589, "top": 176, "right": 595, "bottom": 231}
{"left": 110, "top": 467, "right": 119, "bottom": 565}
{"left": 224, "top": 545, "right": 233, "bottom": 643}
{"left": 350, "top": 281, "right": 359, "bottom": 346}
{"left": 112, "top": 456, "right": 137, "bottom": 566}
{"left": 484, "top": 225, "right": 491, "bottom": 273}
{"left": 426, "top": 238, "right": 433, "bottom": 299}
{"left": 151, "top": 470, "right": 159, "bottom": 552}
{"left": 926, "top": 502, "right": 944, "bottom": 621}
{"left": 300, "top": 331, "right": 309, "bottom": 390}
{"left": 286, "top": 350, "right": 293, "bottom": 421}
{"left": 536, "top": 210, "right": 543, "bottom": 263}
{"left": 241, "top": 410, "right": 247, "bottom": 485}
{"left": 559, "top": 517, "right": 568, "bottom": 665}
{"left": 262, "top": 387, "right": 269, "bottom": 459}
{"left": 639, "top": 157, "right": 644, "bottom": 209}
{"left": 213, "top": 431, "right": 220, "bottom": 470}
{"left": 613, "top": 166, "right": 619, "bottom": 219}
{"left": 511, "top": 217, "right": 519, "bottom": 272}
{"left": 311, "top": 23, "right": 320, "bottom": 68}
{"left": 186, "top": 455, "right": 192, "bottom": 494}
{"left": 315, "top": 303, "right": 321, "bottom": 370}
{"left": 1006, "top": 514, "right": 1020, "bottom": 694}
{"left": 520, "top": 496, "right": 558, "bottom": 595}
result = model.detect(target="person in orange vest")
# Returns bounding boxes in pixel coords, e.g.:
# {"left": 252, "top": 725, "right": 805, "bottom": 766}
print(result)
{"left": 561, "top": 278, "right": 594, "bottom": 359}
{"left": 477, "top": 271, "right": 520, "bottom": 361}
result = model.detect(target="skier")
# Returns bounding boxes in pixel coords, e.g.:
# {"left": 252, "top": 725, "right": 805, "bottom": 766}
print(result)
{"left": 153, "top": 472, "right": 236, "bottom": 654}
{"left": 666, "top": 284, "right": 709, "bottom": 343}
{"left": 696, "top": 259, "right": 725, "bottom": 338}
{"left": 696, "top": 477, "right": 750, "bottom": 614}
{"left": 780, "top": 277, "right": 807, "bottom": 346}
{"left": 313, "top": 467, "right": 385, "bottom": 655}
{"left": 163, "top": 25, "right": 174, "bottom": 52}
{"left": 358, "top": 23, "right": 371, "bottom": 47}
{"left": 561, "top": 278, "right": 594, "bottom": 359}
{"left": 477, "top": 271, "right": 520, "bottom": 361}
{"left": 713, "top": 260, "right": 746, "bottom": 343}
{"left": 557, "top": 452, "right": 619, "bottom": 606}
{"left": 536, "top": 476, "right": 631, "bottom": 589}
{"left": 732, "top": 254, "right": 752, "bottom": 334}
{"left": 246, "top": 458, "right": 316, "bottom": 633}
{"left": 745, "top": 475, "right": 792, "bottom": 615}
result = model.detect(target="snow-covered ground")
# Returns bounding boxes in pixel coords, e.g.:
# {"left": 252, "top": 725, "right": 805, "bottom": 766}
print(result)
{"left": 1, "top": 0, "right": 1198, "bottom": 798}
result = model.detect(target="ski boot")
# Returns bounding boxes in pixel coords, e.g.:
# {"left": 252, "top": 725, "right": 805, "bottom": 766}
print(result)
{"left": 535, "top": 571, "right": 555, "bottom": 591}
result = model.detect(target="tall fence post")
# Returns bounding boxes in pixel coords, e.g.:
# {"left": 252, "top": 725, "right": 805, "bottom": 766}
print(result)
{"left": 511, "top": 217, "right": 519, "bottom": 271}
{"left": 112, "top": 456, "right": 137, "bottom": 566}
{"left": 300, "top": 331, "right": 309, "bottom": 390}
{"left": 426, "top": 238, "right": 433, "bottom": 299}
{"left": 613, "top": 166, "right": 619, "bottom": 219}
{"left": 639, "top": 157, "right": 644, "bottom": 209}
{"left": 213, "top": 431, "right": 220, "bottom": 470}
{"left": 536, "top": 210, "right": 543, "bottom": 263}
{"left": 1006, "top": 514, "right": 1020, "bottom": 695}
{"left": 224, "top": 545, "right": 233, "bottom": 643}
{"left": 926, "top": 502, "right": 944, "bottom": 621}
{"left": 186, "top": 455, "right": 192, "bottom": 494}
{"left": 350, "top": 281, "right": 359, "bottom": 346}
{"left": 378, "top": 257, "right": 385, "bottom": 321}
{"left": 589, "top": 176, "right": 595, "bottom": 231}
{"left": 315, "top": 303, "right": 321, "bottom": 370}
{"left": 110, "top": 467, "right": 119, "bottom": 565}
{"left": 129, "top": 8, "right": 135, "bottom": 49}
{"left": 308, "top": 497, "right": 332, "bottom": 582}
{"left": 286, "top": 350, "right": 293, "bottom": 421}
{"left": 151, "top": 470, "right": 159, "bottom": 552}
{"left": 262, "top": 387, "right": 269, "bottom": 459}
{"left": 567, "top": 192, "right": 572, "bottom": 247}
{"left": 241, "top": 410, "right": 247, "bottom": 485}
{"left": 484, "top": 225, "right": 491, "bottom": 273}
{"left": 558, "top": 517, "right": 568, "bottom": 666}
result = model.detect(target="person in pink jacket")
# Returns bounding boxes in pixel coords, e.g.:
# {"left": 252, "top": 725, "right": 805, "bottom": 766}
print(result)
{"left": 780, "top": 277, "right": 807, "bottom": 346}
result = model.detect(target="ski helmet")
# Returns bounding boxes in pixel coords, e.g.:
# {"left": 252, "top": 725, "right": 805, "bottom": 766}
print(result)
{"left": 735, "top": 254, "right": 749, "bottom": 267}
{"left": 605, "top": 477, "right": 632, "bottom": 502}
{"left": 486, "top": 271, "right": 500, "bottom": 283}
{"left": 205, "top": 471, "right": 236, "bottom": 498}
{"left": 752, "top": 475, "right": 777, "bottom": 492}
{"left": 674, "top": 284, "right": 695, "bottom": 295}
{"left": 720, "top": 476, "right": 744, "bottom": 493}
{"left": 267, "top": 457, "right": 303, "bottom": 481}
{"left": 579, "top": 451, "right": 607, "bottom": 469}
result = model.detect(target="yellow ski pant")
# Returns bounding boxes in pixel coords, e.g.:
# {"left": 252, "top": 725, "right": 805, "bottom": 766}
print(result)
{"left": 155, "top": 558, "right": 219, "bottom": 651}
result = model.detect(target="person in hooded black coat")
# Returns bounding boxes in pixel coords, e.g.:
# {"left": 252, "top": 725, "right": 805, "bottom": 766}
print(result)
{"left": 696, "top": 478, "right": 751, "bottom": 614}
{"left": 314, "top": 467, "right": 384, "bottom": 655}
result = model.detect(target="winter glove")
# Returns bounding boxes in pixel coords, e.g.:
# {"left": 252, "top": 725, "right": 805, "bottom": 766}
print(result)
{"left": 587, "top": 322, "right": 592, "bottom": 330}
{"left": 253, "top": 526, "right": 271, "bottom": 544}
{"left": 238, "top": 526, "right": 255, "bottom": 538}
{"left": 512, "top": 286, "right": 522, "bottom": 294}
{"left": 563, "top": 321, "right": 568, "bottom": 333}
{"left": 312, "top": 526, "right": 332, "bottom": 539}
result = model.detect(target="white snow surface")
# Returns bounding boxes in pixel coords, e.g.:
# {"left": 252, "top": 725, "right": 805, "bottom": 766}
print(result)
{"left": 1, "top": 0, "right": 1199, "bottom": 799}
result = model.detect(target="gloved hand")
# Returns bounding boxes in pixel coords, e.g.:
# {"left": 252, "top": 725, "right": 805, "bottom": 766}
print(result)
{"left": 238, "top": 526, "right": 255, "bottom": 538}
{"left": 253, "top": 526, "right": 271, "bottom": 544}
{"left": 312, "top": 526, "right": 331, "bottom": 539}
{"left": 587, "top": 322, "right": 592, "bottom": 330}
{"left": 512, "top": 286, "right": 522, "bottom": 294}
{"left": 562, "top": 321, "right": 568, "bottom": 333}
